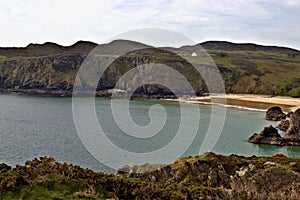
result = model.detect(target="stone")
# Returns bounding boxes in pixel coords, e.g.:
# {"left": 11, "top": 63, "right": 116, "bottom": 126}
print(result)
{"left": 287, "top": 111, "right": 294, "bottom": 118}
{"left": 260, "top": 126, "right": 281, "bottom": 137}
{"left": 286, "top": 109, "right": 300, "bottom": 137}
{"left": 277, "top": 120, "right": 290, "bottom": 131}
{"left": 265, "top": 106, "right": 286, "bottom": 121}
{"left": 248, "top": 126, "right": 281, "bottom": 145}
{"left": 264, "top": 161, "right": 276, "bottom": 166}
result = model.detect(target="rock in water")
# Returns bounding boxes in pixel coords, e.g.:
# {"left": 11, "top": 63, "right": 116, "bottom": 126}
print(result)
{"left": 260, "top": 126, "right": 281, "bottom": 137}
{"left": 248, "top": 125, "right": 281, "bottom": 144}
{"left": 287, "top": 111, "right": 294, "bottom": 118}
{"left": 265, "top": 106, "right": 286, "bottom": 121}
{"left": 286, "top": 109, "right": 300, "bottom": 137}
{"left": 248, "top": 109, "right": 300, "bottom": 146}
{"left": 277, "top": 120, "right": 290, "bottom": 131}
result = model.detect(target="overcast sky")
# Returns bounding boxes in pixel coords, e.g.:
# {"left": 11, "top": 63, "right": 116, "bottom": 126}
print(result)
{"left": 0, "top": 0, "right": 300, "bottom": 49}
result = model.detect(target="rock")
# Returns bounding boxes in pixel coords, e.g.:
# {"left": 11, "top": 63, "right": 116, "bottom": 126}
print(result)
{"left": 260, "top": 125, "right": 281, "bottom": 137}
{"left": 249, "top": 164, "right": 256, "bottom": 172}
{"left": 248, "top": 111, "right": 300, "bottom": 146}
{"left": 218, "top": 165, "right": 230, "bottom": 188}
{"left": 290, "top": 162, "right": 298, "bottom": 167}
{"left": 248, "top": 126, "right": 282, "bottom": 145}
{"left": 208, "top": 170, "right": 218, "bottom": 187}
{"left": 0, "top": 163, "right": 11, "bottom": 172}
{"left": 272, "top": 154, "right": 287, "bottom": 158}
{"left": 116, "top": 165, "right": 131, "bottom": 175}
{"left": 264, "top": 161, "right": 276, "bottom": 166}
{"left": 277, "top": 120, "right": 290, "bottom": 131}
{"left": 286, "top": 109, "right": 300, "bottom": 137}
{"left": 265, "top": 106, "right": 286, "bottom": 121}
{"left": 236, "top": 166, "right": 248, "bottom": 177}
{"left": 287, "top": 111, "right": 294, "bottom": 118}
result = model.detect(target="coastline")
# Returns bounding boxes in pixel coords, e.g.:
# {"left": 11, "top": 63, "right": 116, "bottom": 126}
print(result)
{"left": 1, "top": 89, "right": 300, "bottom": 112}
{"left": 167, "top": 94, "right": 300, "bottom": 112}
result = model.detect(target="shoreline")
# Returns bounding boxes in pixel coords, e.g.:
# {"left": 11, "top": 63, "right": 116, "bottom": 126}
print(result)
{"left": 1, "top": 89, "right": 300, "bottom": 112}
{"left": 167, "top": 94, "right": 300, "bottom": 112}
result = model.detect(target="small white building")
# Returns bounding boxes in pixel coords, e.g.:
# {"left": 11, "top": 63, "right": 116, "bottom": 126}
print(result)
{"left": 191, "top": 52, "right": 197, "bottom": 56}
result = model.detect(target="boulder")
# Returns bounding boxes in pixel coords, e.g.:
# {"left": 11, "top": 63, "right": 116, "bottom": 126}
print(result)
{"left": 260, "top": 125, "right": 281, "bottom": 137}
{"left": 286, "top": 109, "right": 300, "bottom": 137}
{"left": 265, "top": 106, "right": 286, "bottom": 121}
{"left": 248, "top": 126, "right": 281, "bottom": 145}
{"left": 287, "top": 111, "right": 294, "bottom": 118}
{"left": 277, "top": 120, "right": 290, "bottom": 131}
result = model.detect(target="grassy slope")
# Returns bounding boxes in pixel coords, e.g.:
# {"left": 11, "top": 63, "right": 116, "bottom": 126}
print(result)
{"left": 207, "top": 49, "right": 300, "bottom": 96}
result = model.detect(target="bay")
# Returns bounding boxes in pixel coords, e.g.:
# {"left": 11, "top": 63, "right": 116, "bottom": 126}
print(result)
{"left": 0, "top": 93, "right": 299, "bottom": 172}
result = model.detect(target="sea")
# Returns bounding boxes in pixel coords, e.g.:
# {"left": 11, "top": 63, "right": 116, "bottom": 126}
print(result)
{"left": 0, "top": 93, "right": 299, "bottom": 172}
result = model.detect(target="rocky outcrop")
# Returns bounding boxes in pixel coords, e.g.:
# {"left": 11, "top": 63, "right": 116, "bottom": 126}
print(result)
{"left": 277, "top": 120, "right": 290, "bottom": 131}
{"left": 286, "top": 109, "right": 300, "bottom": 137}
{"left": 287, "top": 111, "right": 294, "bottom": 118}
{"left": 116, "top": 152, "right": 300, "bottom": 198}
{"left": 248, "top": 125, "right": 282, "bottom": 145}
{"left": 249, "top": 108, "right": 300, "bottom": 146}
{"left": 265, "top": 106, "right": 286, "bottom": 121}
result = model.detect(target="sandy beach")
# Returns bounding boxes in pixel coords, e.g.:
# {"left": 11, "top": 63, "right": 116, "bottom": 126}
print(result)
{"left": 169, "top": 94, "right": 300, "bottom": 112}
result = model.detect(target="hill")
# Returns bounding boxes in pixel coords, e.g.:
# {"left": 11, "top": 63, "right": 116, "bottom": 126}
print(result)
{"left": 0, "top": 40, "right": 300, "bottom": 97}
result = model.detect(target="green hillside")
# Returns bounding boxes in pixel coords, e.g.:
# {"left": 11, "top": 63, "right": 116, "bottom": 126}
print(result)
{"left": 0, "top": 40, "right": 299, "bottom": 97}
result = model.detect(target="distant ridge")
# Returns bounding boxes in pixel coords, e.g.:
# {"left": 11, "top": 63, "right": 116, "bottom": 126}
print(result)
{"left": 1, "top": 40, "right": 299, "bottom": 57}
{"left": 0, "top": 41, "right": 98, "bottom": 57}
{"left": 198, "top": 41, "right": 300, "bottom": 53}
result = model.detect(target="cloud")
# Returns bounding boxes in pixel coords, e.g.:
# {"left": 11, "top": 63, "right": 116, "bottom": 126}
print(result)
{"left": 0, "top": 0, "right": 299, "bottom": 49}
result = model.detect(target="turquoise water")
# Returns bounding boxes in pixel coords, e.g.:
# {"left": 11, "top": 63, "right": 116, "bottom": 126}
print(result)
{"left": 0, "top": 93, "right": 299, "bottom": 172}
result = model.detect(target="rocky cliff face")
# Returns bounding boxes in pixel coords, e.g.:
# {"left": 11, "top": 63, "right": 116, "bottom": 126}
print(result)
{"left": 0, "top": 53, "right": 84, "bottom": 91}
{"left": 1, "top": 40, "right": 300, "bottom": 97}
{"left": 0, "top": 41, "right": 209, "bottom": 96}
{"left": 286, "top": 109, "right": 300, "bottom": 137}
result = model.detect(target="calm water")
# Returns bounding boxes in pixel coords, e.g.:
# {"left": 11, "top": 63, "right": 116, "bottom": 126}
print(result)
{"left": 0, "top": 93, "right": 299, "bottom": 172}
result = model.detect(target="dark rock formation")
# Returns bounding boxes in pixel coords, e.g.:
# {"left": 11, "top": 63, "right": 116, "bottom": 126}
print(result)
{"left": 248, "top": 125, "right": 282, "bottom": 144}
{"left": 261, "top": 126, "right": 281, "bottom": 137}
{"left": 286, "top": 109, "right": 300, "bottom": 137}
{"left": 277, "top": 120, "right": 290, "bottom": 131}
{"left": 265, "top": 106, "right": 286, "bottom": 121}
{"left": 287, "top": 111, "right": 294, "bottom": 118}
{"left": 249, "top": 108, "right": 300, "bottom": 146}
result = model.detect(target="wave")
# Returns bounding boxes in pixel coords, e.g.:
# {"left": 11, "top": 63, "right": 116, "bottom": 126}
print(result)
{"left": 177, "top": 99, "right": 267, "bottom": 112}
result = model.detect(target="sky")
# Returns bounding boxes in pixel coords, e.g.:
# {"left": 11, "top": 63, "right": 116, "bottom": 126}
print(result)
{"left": 0, "top": 0, "right": 300, "bottom": 49}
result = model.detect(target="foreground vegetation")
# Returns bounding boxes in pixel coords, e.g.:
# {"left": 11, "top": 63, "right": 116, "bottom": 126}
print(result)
{"left": 1, "top": 153, "right": 300, "bottom": 199}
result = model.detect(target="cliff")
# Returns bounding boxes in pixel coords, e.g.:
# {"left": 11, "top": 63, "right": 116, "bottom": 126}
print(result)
{"left": 1, "top": 40, "right": 300, "bottom": 97}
